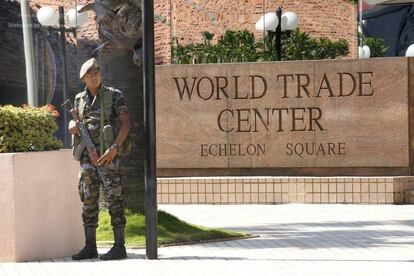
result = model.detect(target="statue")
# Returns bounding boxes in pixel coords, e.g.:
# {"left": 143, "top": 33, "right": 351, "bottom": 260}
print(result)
{"left": 79, "top": 0, "right": 143, "bottom": 65}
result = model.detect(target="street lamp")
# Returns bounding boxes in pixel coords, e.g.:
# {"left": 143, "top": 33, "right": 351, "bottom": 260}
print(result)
{"left": 358, "top": 45, "right": 371, "bottom": 59}
{"left": 37, "top": 5, "right": 88, "bottom": 148}
{"left": 358, "top": 22, "right": 370, "bottom": 59}
{"left": 358, "top": 4, "right": 371, "bottom": 59}
{"left": 405, "top": 44, "right": 414, "bottom": 57}
{"left": 255, "top": 8, "right": 298, "bottom": 61}
{"left": 37, "top": 6, "right": 87, "bottom": 28}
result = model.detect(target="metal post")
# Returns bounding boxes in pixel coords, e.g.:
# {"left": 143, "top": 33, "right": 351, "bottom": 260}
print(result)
{"left": 267, "top": 31, "right": 273, "bottom": 57}
{"left": 20, "top": 0, "right": 38, "bottom": 106}
{"left": 142, "top": 0, "right": 158, "bottom": 260}
{"left": 59, "top": 6, "right": 69, "bottom": 148}
{"left": 275, "top": 7, "right": 282, "bottom": 61}
{"left": 41, "top": 35, "right": 45, "bottom": 106}
{"left": 358, "top": 0, "right": 364, "bottom": 48}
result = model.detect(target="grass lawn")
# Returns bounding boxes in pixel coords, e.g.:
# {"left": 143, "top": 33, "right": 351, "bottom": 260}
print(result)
{"left": 97, "top": 209, "right": 249, "bottom": 247}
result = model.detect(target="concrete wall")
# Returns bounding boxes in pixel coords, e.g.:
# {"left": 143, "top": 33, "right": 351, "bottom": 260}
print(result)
{"left": 0, "top": 150, "right": 83, "bottom": 262}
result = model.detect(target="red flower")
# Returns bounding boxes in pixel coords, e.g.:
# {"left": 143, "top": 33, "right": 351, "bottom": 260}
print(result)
{"left": 45, "top": 104, "right": 60, "bottom": 117}
{"left": 52, "top": 110, "right": 60, "bottom": 117}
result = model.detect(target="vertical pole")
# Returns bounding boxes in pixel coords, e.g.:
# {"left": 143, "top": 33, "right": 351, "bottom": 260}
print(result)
{"left": 34, "top": 32, "right": 40, "bottom": 105}
{"left": 20, "top": 0, "right": 38, "bottom": 106}
{"left": 267, "top": 31, "right": 274, "bottom": 58}
{"left": 59, "top": 6, "right": 69, "bottom": 148}
{"left": 358, "top": 0, "right": 363, "bottom": 48}
{"left": 275, "top": 7, "right": 282, "bottom": 61}
{"left": 41, "top": 35, "right": 45, "bottom": 106}
{"left": 142, "top": 0, "right": 158, "bottom": 260}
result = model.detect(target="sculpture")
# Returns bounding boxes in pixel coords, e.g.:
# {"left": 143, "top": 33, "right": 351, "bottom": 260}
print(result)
{"left": 80, "top": 0, "right": 143, "bottom": 65}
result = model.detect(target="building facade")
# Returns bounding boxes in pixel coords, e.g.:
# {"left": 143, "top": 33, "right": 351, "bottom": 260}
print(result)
{"left": 1, "top": 0, "right": 358, "bottom": 208}
{"left": 154, "top": 0, "right": 358, "bottom": 64}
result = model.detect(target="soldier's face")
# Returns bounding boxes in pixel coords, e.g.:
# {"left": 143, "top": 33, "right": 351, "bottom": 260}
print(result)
{"left": 83, "top": 68, "right": 102, "bottom": 90}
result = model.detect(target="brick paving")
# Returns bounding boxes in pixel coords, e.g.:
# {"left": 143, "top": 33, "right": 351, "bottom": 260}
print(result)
{"left": 2, "top": 204, "right": 414, "bottom": 275}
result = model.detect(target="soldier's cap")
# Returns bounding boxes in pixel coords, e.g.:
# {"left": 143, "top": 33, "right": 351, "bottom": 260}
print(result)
{"left": 79, "top": 58, "right": 100, "bottom": 79}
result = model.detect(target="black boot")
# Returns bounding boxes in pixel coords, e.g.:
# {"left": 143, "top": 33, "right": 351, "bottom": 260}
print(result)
{"left": 72, "top": 227, "right": 98, "bottom": 260}
{"left": 99, "top": 227, "right": 127, "bottom": 260}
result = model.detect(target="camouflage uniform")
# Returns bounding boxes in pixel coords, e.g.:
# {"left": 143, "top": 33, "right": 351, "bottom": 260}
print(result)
{"left": 74, "top": 85, "right": 128, "bottom": 229}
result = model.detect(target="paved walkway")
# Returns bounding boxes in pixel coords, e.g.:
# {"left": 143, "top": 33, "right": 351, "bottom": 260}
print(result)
{"left": 2, "top": 204, "right": 414, "bottom": 275}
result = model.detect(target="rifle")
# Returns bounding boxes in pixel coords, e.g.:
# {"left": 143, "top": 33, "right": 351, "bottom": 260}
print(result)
{"left": 61, "top": 99, "right": 107, "bottom": 186}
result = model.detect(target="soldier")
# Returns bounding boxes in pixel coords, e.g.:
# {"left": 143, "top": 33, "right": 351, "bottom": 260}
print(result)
{"left": 69, "top": 58, "right": 131, "bottom": 260}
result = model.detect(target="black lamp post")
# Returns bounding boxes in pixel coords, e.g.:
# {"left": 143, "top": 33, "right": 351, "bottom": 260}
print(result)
{"left": 37, "top": 6, "right": 87, "bottom": 148}
{"left": 255, "top": 7, "right": 298, "bottom": 61}
{"left": 275, "top": 7, "right": 282, "bottom": 61}
{"left": 57, "top": 7, "right": 73, "bottom": 149}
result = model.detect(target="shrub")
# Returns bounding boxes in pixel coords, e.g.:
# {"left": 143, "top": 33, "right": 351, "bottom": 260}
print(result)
{"left": 0, "top": 104, "right": 63, "bottom": 153}
{"left": 364, "top": 36, "right": 388, "bottom": 57}
{"left": 255, "top": 29, "right": 349, "bottom": 61}
{"left": 359, "top": 27, "right": 389, "bottom": 58}
{"left": 172, "top": 29, "right": 350, "bottom": 64}
{"left": 172, "top": 30, "right": 261, "bottom": 64}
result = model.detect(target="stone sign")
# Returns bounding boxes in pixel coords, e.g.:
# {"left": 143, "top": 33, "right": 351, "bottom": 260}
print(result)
{"left": 155, "top": 58, "right": 413, "bottom": 175}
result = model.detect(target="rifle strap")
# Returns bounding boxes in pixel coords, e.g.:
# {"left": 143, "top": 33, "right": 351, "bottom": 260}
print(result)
{"left": 99, "top": 87, "right": 114, "bottom": 155}
{"left": 100, "top": 89, "right": 105, "bottom": 156}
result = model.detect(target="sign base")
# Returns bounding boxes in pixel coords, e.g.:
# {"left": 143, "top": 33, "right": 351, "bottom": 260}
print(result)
{"left": 157, "top": 176, "right": 414, "bottom": 205}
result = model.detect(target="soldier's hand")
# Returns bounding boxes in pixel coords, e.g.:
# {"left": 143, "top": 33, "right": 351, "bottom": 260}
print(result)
{"left": 98, "top": 147, "right": 117, "bottom": 166}
{"left": 90, "top": 150, "right": 99, "bottom": 166}
{"left": 68, "top": 120, "right": 79, "bottom": 135}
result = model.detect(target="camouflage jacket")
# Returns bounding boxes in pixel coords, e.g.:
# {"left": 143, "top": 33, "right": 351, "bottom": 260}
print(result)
{"left": 73, "top": 85, "right": 128, "bottom": 145}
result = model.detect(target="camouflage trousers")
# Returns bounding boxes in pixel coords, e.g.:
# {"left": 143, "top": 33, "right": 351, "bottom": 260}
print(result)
{"left": 78, "top": 152, "right": 126, "bottom": 229}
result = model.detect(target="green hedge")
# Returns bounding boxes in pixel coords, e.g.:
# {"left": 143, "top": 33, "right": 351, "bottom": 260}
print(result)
{"left": 363, "top": 36, "right": 388, "bottom": 58}
{"left": 172, "top": 29, "right": 349, "bottom": 64}
{"left": 0, "top": 105, "right": 63, "bottom": 153}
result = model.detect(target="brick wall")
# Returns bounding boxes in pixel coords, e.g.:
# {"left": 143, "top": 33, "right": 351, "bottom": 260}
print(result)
{"left": 154, "top": 0, "right": 358, "bottom": 64}
{"left": 155, "top": 0, "right": 172, "bottom": 64}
